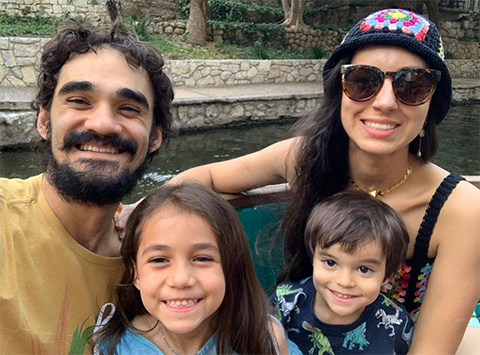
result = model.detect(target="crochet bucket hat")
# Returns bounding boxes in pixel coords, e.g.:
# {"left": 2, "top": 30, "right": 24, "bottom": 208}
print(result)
{"left": 324, "top": 8, "right": 451, "bottom": 124}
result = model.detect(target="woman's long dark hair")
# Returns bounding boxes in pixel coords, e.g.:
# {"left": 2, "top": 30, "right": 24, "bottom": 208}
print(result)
{"left": 277, "top": 51, "right": 440, "bottom": 283}
{"left": 93, "top": 183, "right": 278, "bottom": 354}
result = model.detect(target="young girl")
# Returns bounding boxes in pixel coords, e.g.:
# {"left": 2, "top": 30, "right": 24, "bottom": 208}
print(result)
{"left": 93, "top": 183, "right": 287, "bottom": 355}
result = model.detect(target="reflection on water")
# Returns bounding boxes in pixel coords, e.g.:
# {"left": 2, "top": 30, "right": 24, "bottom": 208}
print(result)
{"left": 0, "top": 104, "right": 478, "bottom": 203}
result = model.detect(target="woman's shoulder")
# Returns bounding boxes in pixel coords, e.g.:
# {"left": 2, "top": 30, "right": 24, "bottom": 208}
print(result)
{"left": 424, "top": 164, "right": 480, "bottom": 241}
{"left": 425, "top": 164, "right": 480, "bottom": 211}
{"left": 419, "top": 163, "right": 480, "bottom": 203}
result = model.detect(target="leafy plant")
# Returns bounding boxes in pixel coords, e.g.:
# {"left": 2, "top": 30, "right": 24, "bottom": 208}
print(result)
{"left": 249, "top": 41, "right": 269, "bottom": 59}
{"left": 124, "top": 14, "right": 152, "bottom": 41}
{"left": 0, "top": 12, "right": 58, "bottom": 36}
{"left": 209, "top": 0, "right": 249, "bottom": 22}
{"left": 312, "top": 45, "right": 326, "bottom": 59}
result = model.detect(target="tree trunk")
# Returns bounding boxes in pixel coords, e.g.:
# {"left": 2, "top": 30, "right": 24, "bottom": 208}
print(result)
{"left": 425, "top": 0, "right": 440, "bottom": 26}
{"left": 186, "top": 0, "right": 207, "bottom": 45}
{"left": 281, "top": 0, "right": 290, "bottom": 22}
{"left": 281, "top": 0, "right": 307, "bottom": 29}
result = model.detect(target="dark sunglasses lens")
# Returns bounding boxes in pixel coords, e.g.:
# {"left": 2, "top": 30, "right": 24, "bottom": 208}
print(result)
{"left": 344, "top": 67, "right": 381, "bottom": 101}
{"left": 394, "top": 70, "right": 434, "bottom": 105}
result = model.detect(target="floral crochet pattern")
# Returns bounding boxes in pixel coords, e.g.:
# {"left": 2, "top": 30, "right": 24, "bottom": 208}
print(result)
{"left": 414, "top": 263, "right": 432, "bottom": 303}
{"left": 383, "top": 263, "right": 411, "bottom": 304}
{"left": 359, "top": 9, "right": 430, "bottom": 41}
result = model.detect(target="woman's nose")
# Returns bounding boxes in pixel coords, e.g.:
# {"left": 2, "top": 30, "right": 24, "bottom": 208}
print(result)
{"left": 372, "top": 77, "right": 399, "bottom": 111}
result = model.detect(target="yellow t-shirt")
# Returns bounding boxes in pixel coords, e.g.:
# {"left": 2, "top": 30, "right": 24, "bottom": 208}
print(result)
{"left": 0, "top": 174, "right": 125, "bottom": 355}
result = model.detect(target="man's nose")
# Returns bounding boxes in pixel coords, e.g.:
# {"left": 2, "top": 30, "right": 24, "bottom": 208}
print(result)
{"left": 83, "top": 103, "right": 122, "bottom": 136}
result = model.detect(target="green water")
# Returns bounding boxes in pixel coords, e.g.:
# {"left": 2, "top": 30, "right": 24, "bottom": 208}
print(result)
{"left": 1, "top": 104, "right": 478, "bottom": 203}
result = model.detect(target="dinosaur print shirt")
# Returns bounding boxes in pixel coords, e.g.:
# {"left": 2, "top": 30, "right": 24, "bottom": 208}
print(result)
{"left": 270, "top": 277, "right": 414, "bottom": 355}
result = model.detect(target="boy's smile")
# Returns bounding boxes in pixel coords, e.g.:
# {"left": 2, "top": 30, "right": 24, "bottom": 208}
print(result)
{"left": 313, "top": 241, "right": 387, "bottom": 325}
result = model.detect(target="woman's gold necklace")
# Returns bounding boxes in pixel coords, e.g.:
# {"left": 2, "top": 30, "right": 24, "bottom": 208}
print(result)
{"left": 159, "top": 324, "right": 199, "bottom": 355}
{"left": 349, "top": 165, "right": 412, "bottom": 198}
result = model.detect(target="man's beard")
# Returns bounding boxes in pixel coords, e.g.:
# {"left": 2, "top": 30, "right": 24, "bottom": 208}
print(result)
{"left": 45, "top": 131, "right": 150, "bottom": 206}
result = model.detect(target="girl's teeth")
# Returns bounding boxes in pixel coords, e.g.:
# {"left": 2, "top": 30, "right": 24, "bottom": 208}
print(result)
{"left": 167, "top": 300, "right": 197, "bottom": 306}
{"left": 364, "top": 121, "right": 396, "bottom": 130}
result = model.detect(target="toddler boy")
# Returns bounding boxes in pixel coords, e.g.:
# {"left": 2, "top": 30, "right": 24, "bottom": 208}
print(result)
{"left": 271, "top": 190, "right": 414, "bottom": 355}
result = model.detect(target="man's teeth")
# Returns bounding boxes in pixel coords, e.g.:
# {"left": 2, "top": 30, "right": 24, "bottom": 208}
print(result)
{"left": 364, "top": 121, "right": 396, "bottom": 130}
{"left": 79, "top": 144, "right": 119, "bottom": 154}
{"left": 166, "top": 299, "right": 198, "bottom": 307}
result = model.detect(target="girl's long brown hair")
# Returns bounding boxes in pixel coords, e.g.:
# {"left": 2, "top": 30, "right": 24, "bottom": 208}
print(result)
{"left": 93, "top": 182, "right": 278, "bottom": 354}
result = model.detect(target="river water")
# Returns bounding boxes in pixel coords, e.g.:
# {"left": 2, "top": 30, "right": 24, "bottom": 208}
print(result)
{"left": 1, "top": 104, "right": 479, "bottom": 203}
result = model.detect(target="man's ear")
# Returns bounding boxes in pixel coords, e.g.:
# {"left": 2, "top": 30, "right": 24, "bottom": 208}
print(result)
{"left": 37, "top": 106, "right": 50, "bottom": 140}
{"left": 148, "top": 126, "right": 163, "bottom": 153}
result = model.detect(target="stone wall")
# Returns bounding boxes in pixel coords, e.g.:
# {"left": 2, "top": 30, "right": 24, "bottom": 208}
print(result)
{"left": 166, "top": 60, "right": 323, "bottom": 86}
{"left": 172, "top": 95, "right": 319, "bottom": 130}
{"left": 0, "top": 0, "right": 108, "bottom": 21}
{"left": 0, "top": 37, "right": 49, "bottom": 87}
{"left": 0, "top": 0, "right": 178, "bottom": 21}
{"left": 2, "top": 34, "right": 478, "bottom": 88}
{"left": 447, "top": 59, "right": 480, "bottom": 77}
{"left": 122, "top": 0, "right": 178, "bottom": 21}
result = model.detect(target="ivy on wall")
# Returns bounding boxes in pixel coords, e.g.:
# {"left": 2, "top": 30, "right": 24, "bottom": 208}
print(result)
{"left": 210, "top": 20, "right": 285, "bottom": 46}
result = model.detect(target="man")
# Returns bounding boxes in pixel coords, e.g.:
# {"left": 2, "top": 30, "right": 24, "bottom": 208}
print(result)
{"left": 0, "top": 21, "right": 174, "bottom": 354}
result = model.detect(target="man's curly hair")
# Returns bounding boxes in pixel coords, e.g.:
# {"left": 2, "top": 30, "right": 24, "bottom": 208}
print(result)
{"left": 31, "top": 20, "right": 174, "bottom": 162}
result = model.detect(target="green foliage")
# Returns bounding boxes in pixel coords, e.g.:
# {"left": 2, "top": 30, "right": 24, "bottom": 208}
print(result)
{"left": 177, "top": 0, "right": 283, "bottom": 23}
{"left": 304, "top": 2, "right": 341, "bottom": 18}
{"left": 215, "top": 21, "right": 285, "bottom": 46}
{"left": 311, "top": 23, "right": 352, "bottom": 32}
{"left": 148, "top": 33, "right": 320, "bottom": 60}
{"left": 248, "top": 41, "right": 269, "bottom": 59}
{"left": 90, "top": 0, "right": 99, "bottom": 6}
{"left": 312, "top": 45, "right": 326, "bottom": 59}
{"left": 124, "top": 14, "right": 152, "bottom": 41}
{"left": 209, "top": 0, "right": 248, "bottom": 22}
{"left": 176, "top": 0, "right": 191, "bottom": 18}
{"left": 0, "top": 12, "right": 58, "bottom": 36}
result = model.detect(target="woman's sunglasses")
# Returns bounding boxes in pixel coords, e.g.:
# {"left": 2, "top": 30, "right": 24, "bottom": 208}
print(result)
{"left": 340, "top": 64, "right": 441, "bottom": 106}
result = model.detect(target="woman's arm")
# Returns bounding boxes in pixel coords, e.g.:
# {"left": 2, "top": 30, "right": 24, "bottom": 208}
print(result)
{"left": 116, "top": 138, "right": 300, "bottom": 232}
{"left": 408, "top": 181, "right": 480, "bottom": 355}
{"left": 168, "top": 137, "right": 300, "bottom": 193}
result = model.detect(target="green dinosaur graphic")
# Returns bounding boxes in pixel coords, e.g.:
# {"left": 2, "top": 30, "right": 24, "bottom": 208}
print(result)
{"left": 381, "top": 294, "right": 403, "bottom": 312}
{"left": 302, "top": 321, "right": 335, "bottom": 355}
{"left": 68, "top": 317, "right": 95, "bottom": 355}
{"left": 276, "top": 284, "right": 304, "bottom": 297}
{"left": 343, "top": 322, "right": 370, "bottom": 351}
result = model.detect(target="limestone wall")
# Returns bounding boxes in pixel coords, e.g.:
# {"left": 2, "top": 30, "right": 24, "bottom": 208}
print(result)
{"left": 0, "top": 0, "right": 108, "bottom": 21}
{"left": 1, "top": 35, "right": 478, "bottom": 88}
{"left": 447, "top": 59, "right": 480, "bottom": 77}
{"left": 166, "top": 60, "right": 324, "bottom": 86}
{"left": 0, "top": 37, "right": 49, "bottom": 87}
{"left": 0, "top": 0, "right": 177, "bottom": 21}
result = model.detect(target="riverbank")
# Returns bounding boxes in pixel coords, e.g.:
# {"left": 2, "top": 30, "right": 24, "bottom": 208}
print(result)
{"left": 1, "top": 74, "right": 479, "bottom": 149}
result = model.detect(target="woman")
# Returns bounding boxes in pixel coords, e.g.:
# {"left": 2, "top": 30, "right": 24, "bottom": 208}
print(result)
{"left": 140, "top": 9, "right": 480, "bottom": 354}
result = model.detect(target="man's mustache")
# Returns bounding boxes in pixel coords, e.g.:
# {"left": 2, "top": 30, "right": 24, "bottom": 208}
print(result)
{"left": 60, "top": 131, "right": 137, "bottom": 157}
